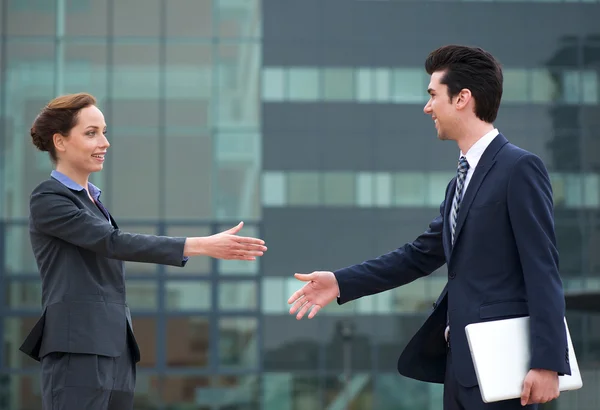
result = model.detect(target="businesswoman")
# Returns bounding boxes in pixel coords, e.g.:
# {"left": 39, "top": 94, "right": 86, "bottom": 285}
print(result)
{"left": 19, "top": 92, "right": 267, "bottom": 410}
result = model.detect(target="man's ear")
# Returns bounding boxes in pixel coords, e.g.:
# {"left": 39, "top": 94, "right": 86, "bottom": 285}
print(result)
{"left": 455, "top": 89, "right": 472, "bottom": 111}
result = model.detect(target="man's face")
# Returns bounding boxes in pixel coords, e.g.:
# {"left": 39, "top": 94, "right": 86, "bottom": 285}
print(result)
{"left": 423, "top": 71, "right": 458, "bottom": 141}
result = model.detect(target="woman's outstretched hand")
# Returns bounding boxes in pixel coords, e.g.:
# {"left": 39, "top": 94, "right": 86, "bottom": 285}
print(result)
{"left": 184, "top": 222, "right": 267, "bottom": 260}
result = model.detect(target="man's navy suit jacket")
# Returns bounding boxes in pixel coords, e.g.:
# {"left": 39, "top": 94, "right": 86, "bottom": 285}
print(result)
{"left": 334, "top": 133, "right": 572, "bottom": 388}
{"left": 19, "top": 177, "right": 188, "bottom": 363}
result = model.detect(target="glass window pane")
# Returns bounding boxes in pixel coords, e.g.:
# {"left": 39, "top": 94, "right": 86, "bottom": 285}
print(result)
{"left": 132, "top": 374, "right": 161, "bottom": 409}
{"left": 165, "top": 44, "right": 212, "bottom": 129}
{"left": 166, "top": 0, "right": 212, "bottom": 37}
{"left": 166, "top": 316, "right": 210, "bottom": 367}
{"left": 3, "top": 224, "right": 37, "bottom": 274}
{"left": 531, "top": 69, "right": 558, "bottom": 103}
{"left": 582, "top": 70, "right": 599, "bottom": 104}
{"left": 161, "top": 376, "right": 211, "bottom": 409}
{"left": 113, "top": 0, "right": 160, "bottom": 37}
{"left": 503, "top": 69, "right": 529, "bottom": 103}
{"left": 356, "top": 172, "right": 374, "bottom": 207}
{"left": 288, "top": 68, "right": 320, "bottom": 101}
{"left": 214, "top": 132, "right": 261, "bottom": 221}
{"left": 262, "top": 68, "right": 286, "bottom": 102}
{"left": 5, "top": 280, "right": 41, "bottom": 310}
{"left": 216, "top": 0, "right": 262, "bottom": 38}
{"left": 323, "top": 68, "right": 354, "bottom": 101}
{"left": 66, "top": 0, "right": 108, "bottom": 37}
{"left": 264, "top": 316, "right": 319, "bottom": 371}
{"left": 166, "top": 280, "right": 211, "bottom": 310}
{"left": 392, "top": 68, "right": 427, "bottom": 103}
{"left": 374, "top": 173, "right": 392, "bottom": 207}
{"left": 262, "top": 171, "right": 286, "bottom": 207}
{"left": 261, "top": 278, "right": 285, "bottom": 313}
{"left": 7, "top": 1, "right": 55, "bottom": 36}
{"left": 118, "top": 225, "right": 160, "bottom": 275}
{"left": 288, "top": 172, "right": 320, "bottom": 206}
{"left": 165, "top": 133, "right": 213, "bottom": 220}
{"left": 428, "top": 172, "right": 454, "bottom": 207}
{"left": 132, "top": 317, "right": 157, "bottom": 368}
{"left": 217, "top": 223, "right": 260, "bottom": 275}
{"left": 4, "top": 316, "right": 42, "bottom": 369}
{"left": 323, "top": 172, "right": 355, "bottom": 206}
{"left": 263, "top": 374, "right": 319, "bottom": 410}
{"left": 323, "top": 374, "right": 373, "bottom": 409}
{"left": 165, "top": 226, "right": 212, "bottom": 275}
{"left": 215, "top": 375, "right": 260, "bottom": 409}
{"left": 112, "top": 43, "right": 160, "bottom": 100}
{"left": 584, "top": 174, "right": 600, "bottom": 207}
{"left": 376, "top": 373, "right": 436, "bottom": 409}
{"left": 393, "top": 172, "right": 427, "bottom": 207}
{"left": 5, "top": 41, "right": 56, "bottom": 220}
{"left": 3, "top": 374, "right": 43, "bottom": 409}
{"left": 216, "top": 43, "right": 260, "bottom": 128}
{"left": 374, "top": 68, "right": 391, "bottom": 102}
{"left": 356, "top": 69, "right": 373, "bottom": 102}
{"left": 64, "top": 42, "right": 108, "bottom": 103}
{"left": 562, "top": 70, "right": 581, "bottom": 104}
{"left": 126, "top": 281, "right": 158, "bottom": 311}
{"left": 218, "top": 317, "right": 258, "bottom": 369}
{"left": 219, "top": 281, "right": 257, "bottom": 310}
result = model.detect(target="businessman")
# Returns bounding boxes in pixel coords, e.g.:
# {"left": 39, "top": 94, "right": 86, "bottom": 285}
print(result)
{"left": 287, "top": 45, "right": 571, "bottom": 410}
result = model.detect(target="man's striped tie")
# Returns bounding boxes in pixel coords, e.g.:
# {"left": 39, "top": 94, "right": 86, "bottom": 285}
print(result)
{"left": 450, "top": 156, "right": 470, "bottom": 245}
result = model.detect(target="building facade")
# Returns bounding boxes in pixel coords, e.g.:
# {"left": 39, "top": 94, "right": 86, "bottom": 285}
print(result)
{"left": 0, "top": 0, "right": 599, "bottom": 409}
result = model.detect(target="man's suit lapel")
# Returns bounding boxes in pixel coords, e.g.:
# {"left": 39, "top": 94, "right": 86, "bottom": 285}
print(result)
{"left": 451, "top": 133, "right": 509, "bottom": 251}
{"left": 443, "top": 177, "right": 456, "bottom": 259}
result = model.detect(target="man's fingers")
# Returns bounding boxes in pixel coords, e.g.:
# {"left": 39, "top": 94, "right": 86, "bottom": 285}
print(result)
{"left": 236, "top": 236, "right": 266, "bottom": 246}
{"left": 288, "top": 288, "right": 306, "bottom": 305}
{"left": 308, "top": 305, "right": 321, "bottom": 319}
{"left": 520, "top": 380, "right": 532, "bottom": 406}
{"left": 294, "top": 272, "right": 315, "bottom": 282}
{"left": 296, "top": 301, "right": 312, "bottom": 320}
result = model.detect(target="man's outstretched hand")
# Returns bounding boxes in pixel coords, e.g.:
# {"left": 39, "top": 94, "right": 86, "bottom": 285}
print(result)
{"left": 287, "top": 271, "right": 340, "bottom": 319}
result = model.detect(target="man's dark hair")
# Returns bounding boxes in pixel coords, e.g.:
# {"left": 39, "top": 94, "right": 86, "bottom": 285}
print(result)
{"left": 425, "top": 45, "right": 503, "bottom": 123}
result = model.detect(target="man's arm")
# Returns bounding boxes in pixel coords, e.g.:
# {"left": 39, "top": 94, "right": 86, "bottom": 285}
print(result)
{"left": 507, "top": 153, "right": 571, "bottom": 376}
{"left": 333, "top": 200, "right": 447, "bottom": 304}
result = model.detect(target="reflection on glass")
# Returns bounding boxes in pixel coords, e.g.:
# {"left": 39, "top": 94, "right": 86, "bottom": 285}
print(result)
{"left": 263, "top": 374, "right": 319, "bottom": 410}
{"left": 218, "top": 317, "right": 258, "bottom": 369}
{"left": 5, "top": 280, "right": 41, "bottom": 310}
{"left": 133, "top": 373, "right": 161, "bottom": 410}
{"left": 503, "top": 69, "right": 529, "bottom": 103}
{"left": 4, "top": 374, "right": 43, "bottom": 410}
{"left": 132, "top": 317, "right": 158, "bottom": 368}
{"left": 126, "top": 281, "right": 158, "bottom": 310}
{"left": 261, "top": 172, "right": 286, "bottom": 207}
{"left": 375, "top": 373, "right": 435, "bottom": 410}
{"left": 215, "top": 375, "right": 260, "bottom": 408}
{"left": 216, "top": 0, "right": 262, "bottom": 39}
{"left": 392, "top": 68, "right": 427, "bottom": 103}
{"left": 166, "top": 316, "right": 210, "bottom": 367}
{"left": 263, "top": 316, "right": 320, "bottom": 371}
{"left": 3, "top": 224, "right": 37, "bottom": 274}
{"left": 166, "top": 280, "right": 211, "bottom": 311}
{"left": 162, "top": 376, "right": 211, "bottom": 410}
{"left": 3, "top": 317, "right": 41, "bottom": 369}
{"left": 392, "top": 172, "right": 427, "bottom": 207}
{"left": 118, "top": 225, "right": 160, "bottom": 275}
{"left": 64, "top": 42, "right": 108, "bottom": 100}
{"left": 219, "top": 281, "right": 257, "bottom": 310}
{"left": 216, "top": 43, "right": 261, "bottom": 128}
{"left": 166, "top": 226, "right": 212, "bottom": 275}
{"left": 323, "top": 374, "right": 373, "bottom": 410}
{"left": 373, "top": 69, "right": 391, "bottom": 102}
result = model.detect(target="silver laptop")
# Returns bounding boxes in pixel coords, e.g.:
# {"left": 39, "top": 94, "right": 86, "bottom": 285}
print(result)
{"left": 465, "top": 316, "right": 583, "bottom": 403}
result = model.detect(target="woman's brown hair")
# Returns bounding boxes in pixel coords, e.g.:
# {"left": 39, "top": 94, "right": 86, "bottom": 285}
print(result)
{"left": 30, "top": 93, "right": 97, "bottom": 163}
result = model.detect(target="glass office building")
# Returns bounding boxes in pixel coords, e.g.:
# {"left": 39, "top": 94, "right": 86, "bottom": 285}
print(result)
{"left": 0, "top": 0, "right": 599, "bottom": 409}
